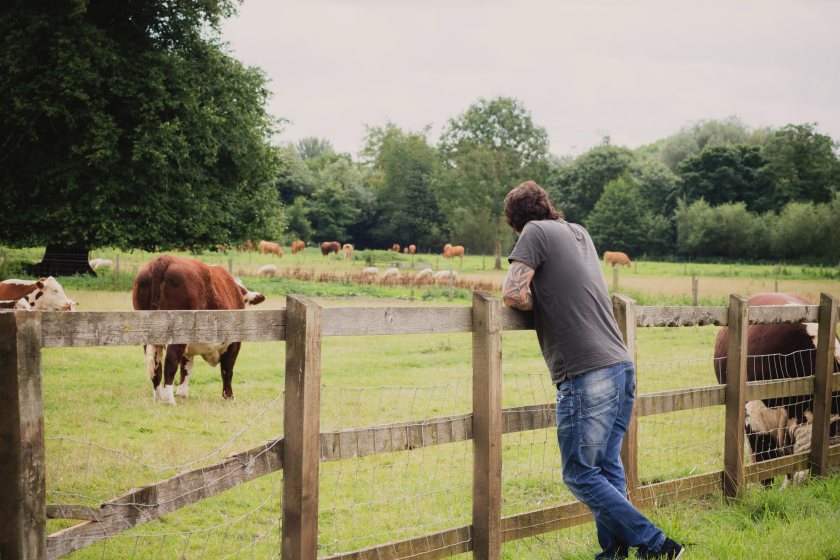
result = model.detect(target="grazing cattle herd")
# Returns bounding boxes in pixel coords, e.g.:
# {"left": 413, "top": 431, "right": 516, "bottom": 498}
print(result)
{"left": 2, "top": 246, "right": 838, "bottom": 483}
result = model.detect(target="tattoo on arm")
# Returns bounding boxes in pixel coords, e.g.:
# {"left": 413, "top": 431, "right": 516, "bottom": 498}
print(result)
{"left": 503, "top": 261, "right": 535, "bottom": 311}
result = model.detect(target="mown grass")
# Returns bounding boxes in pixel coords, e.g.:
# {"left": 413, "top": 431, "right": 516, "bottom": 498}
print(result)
{"left": 34, "top": 284, "right": 840, "bottom": 559}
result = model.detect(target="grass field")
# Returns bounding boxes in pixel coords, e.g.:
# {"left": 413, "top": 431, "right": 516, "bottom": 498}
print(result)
{"left": 3, "top": 246, "right": 839, "bottom": 558}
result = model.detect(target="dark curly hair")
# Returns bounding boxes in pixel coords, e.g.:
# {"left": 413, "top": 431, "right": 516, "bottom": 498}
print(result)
{"left": 504, "top": 180, "right": 563, "bottom": 232}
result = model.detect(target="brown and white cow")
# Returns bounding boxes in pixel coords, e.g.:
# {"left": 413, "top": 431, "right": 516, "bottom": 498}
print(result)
{"left": 320, "top": 241, "right": 341, "bottom": 256}
{"left": 0, "top": 277, "right": 76, "bottom": 311}
{"left": 342, "top": 243, "right": 354, "bottom": 261}
{"left": 0, "top": 297, "right": 33, "bottom": 310}
{"left": 132, "top": 255, "right": 265, "bottom": 404}
{"left": 714, "top": 293, "right": 840, "bottom": 479}
{"left": 604, "top": 251, "right": 632, "bottom": 268}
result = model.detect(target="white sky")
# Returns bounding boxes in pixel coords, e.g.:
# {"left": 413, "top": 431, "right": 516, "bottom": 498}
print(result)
{"left": 220, "top": 0, "right": 840, "bottom": 158}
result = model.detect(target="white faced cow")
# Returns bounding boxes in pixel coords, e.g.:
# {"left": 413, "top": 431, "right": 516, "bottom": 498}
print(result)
{"left": 0, "top": 277, "right": 76, "bottom": 311}
{"left": 132, "top": 255, "right": 265, "bottom": 404}
{"left": 714, "top": 293, "right": 840, "bottom": 484}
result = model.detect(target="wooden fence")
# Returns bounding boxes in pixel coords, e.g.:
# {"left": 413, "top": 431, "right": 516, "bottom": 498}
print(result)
{"left": 1, "top": 293, "right": 839, "bottom": 560}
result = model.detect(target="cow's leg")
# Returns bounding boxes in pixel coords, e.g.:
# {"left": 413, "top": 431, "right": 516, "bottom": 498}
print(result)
{"left": 145, "top": 344, "right": 165, "bottom": 402}
{"left": 176, "top": 353, "right": 194, "bottom": 399}
{"left": 219, "top": 342, "right": 241, "bottom": 400}
{"left": 159, "top": 344, "right": 186, "bottom": 405}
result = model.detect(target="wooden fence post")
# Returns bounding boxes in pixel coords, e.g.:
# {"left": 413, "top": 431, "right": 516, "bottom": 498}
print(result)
{"left": 282, "top": 295, "right": 322, "bottom": 560}
{"left": 114, "top": 253, "right": 120, "bottom": 290}
{"left": 472, "top": 292, "right": 502, "bottom": 560}
{"left": 0, "top": 311, "right": 46, "bottom": 560}
{"left": 723, "top": 294, "right": 748, "bottom": 499}
{"left": 691, "top": 274, "right": 698, "bottom": 306}
{"left": 612, "top": 267, "right": 619, "bottom": 291}
{"left": 613, "top": 295, "right": 639, "bottom": 503}
{"left": 810, "top": 293, "right": 838, "bottom": 477}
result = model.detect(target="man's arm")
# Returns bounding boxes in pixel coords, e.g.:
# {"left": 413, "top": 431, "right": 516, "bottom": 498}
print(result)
{"left": 503, "top": 260, "right": 536, "bottom": 311}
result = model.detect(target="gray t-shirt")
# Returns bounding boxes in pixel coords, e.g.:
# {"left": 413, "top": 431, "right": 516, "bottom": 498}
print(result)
{"left": 508, "top": 219, "right": 630, "bottom": 385}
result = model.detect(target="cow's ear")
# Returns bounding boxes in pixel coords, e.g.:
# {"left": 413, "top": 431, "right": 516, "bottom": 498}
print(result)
{"left": 36, "top": 279, "right": 45, "bottom": 288}
{"left": 804, "top": 410, "right": 813, "bottom": 423}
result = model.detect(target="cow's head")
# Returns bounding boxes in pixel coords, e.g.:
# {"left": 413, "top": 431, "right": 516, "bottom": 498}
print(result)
{"left": 234, "top": 277, "right": 265, "bottom": 306}
{"left": 0, "top": 298, "right": 33, "bottom": 310}
{"left": 29, "top": 277, "right": 77, "bottom": 311}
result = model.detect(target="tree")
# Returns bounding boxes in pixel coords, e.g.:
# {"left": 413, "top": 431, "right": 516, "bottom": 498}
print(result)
{"left": 677, "top": 144, "right": 773, "bottom": 209}
{"left": 0, "top": 1, "right": 282, "bottom": 275}
{"left": 296, "top": 137, "right": 335, "bottom": 160}
{"left": 759, "top": 123, "right": 840, "bottom": 210}
{"left": 275, "top": 145, "right": 316, "bottom": 204}
{"left": 584, "top": 176, "right": 669, "bottom": 256}
{"left": 308, "top": 157, "right": 371, "bottom": 242}
{"left": 545, "top": 144, "right": 633, "bottom": 223}
{"left": 643, "top": 117, "right": 765, "bottom": 171}
{"left": 363, "top": 123, "right": 447, "bottom": 251}
{"left": 675, "top": 199, "right": 767, "bottom": 259}
{"left": 439, "top": 97, "right": 549, "bottom": 268}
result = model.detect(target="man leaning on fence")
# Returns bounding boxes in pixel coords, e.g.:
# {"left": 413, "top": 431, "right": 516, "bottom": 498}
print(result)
{"left": 502, "top": 181, "right": 685, "bottom": 560}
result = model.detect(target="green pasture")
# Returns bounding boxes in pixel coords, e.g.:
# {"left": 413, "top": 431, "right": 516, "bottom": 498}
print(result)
{"left": 35, "top": 284, "right": 840, "bottom": 559}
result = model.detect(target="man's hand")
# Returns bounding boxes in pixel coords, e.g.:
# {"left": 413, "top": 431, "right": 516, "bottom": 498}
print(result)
{"left": 503, "top": 260, "right": 535, "bottom": 311}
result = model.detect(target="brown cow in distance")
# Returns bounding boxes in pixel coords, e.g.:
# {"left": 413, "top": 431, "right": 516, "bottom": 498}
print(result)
{"left": 291, "top": 240, "right": 306, "bottom": 254}
{"left": 391, "top": 243, "right": 401, "bottom": 252}
{"left": 604, "top": 251, "right": 632, "bottom": 268}
{"left": 443, "top": 244, "right": 465, "bottom": 266}
{"left": 132, "top": 255, "right": 265, "bottom": 404}
{"left": 343, "top": 243, "right": 354, "bottom": 260}
{"left": 259, "top": 240, "right": 283, "bottom": 257}
{"left": 714, "top": 292, "right": 840, "bottom": 483}
{"left": 408, "top": 244, "right": 416, "bottom": 255}
{"left": 320, "top": 241, "right": 341, "bottom": 256}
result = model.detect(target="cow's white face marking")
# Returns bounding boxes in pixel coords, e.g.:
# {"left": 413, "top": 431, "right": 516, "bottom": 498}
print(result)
{"left": 804, "top": 323, "right": 840, "bottom": 362}
{"left": 14, "top": 297, "right": 32, "bottom": 310}
{"left": 145, "top": 345, "right": 164, "bottom": 379}
{"left": 158, "top": 385, "right": 175, "bottom": 405}
{"left": 32, "top": 277, "right": 76, "bottom": 311}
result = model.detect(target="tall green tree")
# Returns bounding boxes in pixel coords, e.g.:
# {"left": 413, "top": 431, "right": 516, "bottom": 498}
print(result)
{"left": 0, "top": 0, "right": 282, "bottom": 274}
{"left": 759, "top": 123, "right": 840, "bottom": 210}
{"left": 296, "top": 137, "right": 335, "bottom": 160}
{"left": 439, "top": 97, "right": 549, "bottom": 268}
{"left": 677, "top": 144, "right": 773, "bottom": 209}
{"left": 363, "top": 123, "right": 447, "bottom": 251}
{"left": 545, "top": 144, "right": 634, "bottom": 223}
{"left": 308, "top": 156, "right": 371, "bottom": 243}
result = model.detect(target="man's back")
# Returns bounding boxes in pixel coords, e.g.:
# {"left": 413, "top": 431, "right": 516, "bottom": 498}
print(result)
{"left": 508, "top": 219, "right": 630, "bottom": 384}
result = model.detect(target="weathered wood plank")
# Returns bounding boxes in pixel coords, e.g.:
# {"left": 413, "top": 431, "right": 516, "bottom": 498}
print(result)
{"left": 811, "top": 293, "right": 838, "bottom": 477}
{"left": 319, "top": 526, "right": 473, "bottom": 560}
{"left": 472, "top": 292, "right": 502, "bottom": 560}
{"left": 637, "top": 386, "right": 725, "bottom": 417}
{"left": 635, "top": 304, "right": 818, "bottom": 327}
{"left": 322, "top": 307, "right": 472, "bottom": 336}
{"left": 0, "top": 311, "right": 46, "bottom": 560}
{"left": 501, "top": 308, "right": 534, "bottom": 331}
{"left": 749, "top": 304, "right": 819, "bottom": 325}
{"left": 41, "top": 309, "right": 286, "bottom": 347}
{"left": 830, "top": 444, "right": 840, "bottom": 467}
{"left": 724, "top": 295, "right": 748, "bottom": 498}
{"left": 283, "top": 295, "right": 322, "bottom": 560}
{"left": 45, "top": 439, "right": 283, "bottom": 559}
{"left": 503, "top": 404, "right": 555, "bottom": 433}
{"left": 320, "top": 415, "right": 473, "bottom": 461}
{"left": 637, "top": 306, "right": 727, "bottom": 327}
{"left": 46, "top": 505, "right": 103, "bottom": 521}
{"left": 614, "top": 295, "right": 639, "bottom": 503}
{"left": 744, "top": 452, "right": 809, "bottom": 484}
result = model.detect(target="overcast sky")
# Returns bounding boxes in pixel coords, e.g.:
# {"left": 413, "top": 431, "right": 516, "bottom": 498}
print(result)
{"left": 220, "top": 0, "right": 840, "bottom": 158}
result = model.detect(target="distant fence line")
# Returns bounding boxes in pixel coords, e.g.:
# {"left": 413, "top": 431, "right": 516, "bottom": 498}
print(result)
{"left": 1, "top": 294, "right": 839, "bottom": 559}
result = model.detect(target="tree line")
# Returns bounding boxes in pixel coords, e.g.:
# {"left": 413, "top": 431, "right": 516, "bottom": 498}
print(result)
{"left": 2, "top": 1, "right": 838, "bottom": 274}
{"left": 281, "top": 117, "right": 840, "bottom": 264}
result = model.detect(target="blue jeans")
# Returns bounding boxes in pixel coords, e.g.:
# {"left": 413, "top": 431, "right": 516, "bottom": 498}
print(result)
{"left": 556, "top": 362, "right": 664, "bottom": 559}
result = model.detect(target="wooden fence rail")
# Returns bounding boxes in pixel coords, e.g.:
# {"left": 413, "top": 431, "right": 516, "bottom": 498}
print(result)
{"left": 1, "top": 294, "right": 839, "bottom": 560}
